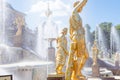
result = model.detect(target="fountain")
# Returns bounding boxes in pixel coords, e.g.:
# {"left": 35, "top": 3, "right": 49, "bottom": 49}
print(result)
{"left": 1, "top": 0, "right": 120, "bottom": 80}
{"left": 85, "top": 24, "right": 94, "bottom": 57}
{"left": 0, "top": 0, "right": 5, "bottom": 44}
{"left": 0, "top": 2, "right": 27, "bottom": 64}
{"left": 110, "top": 26, "right": 120, "bottom": 53}
{"left": 35, "top": 2, "right": 58, "bottom": 80}
{"left": 36, "top": 3, "right": 58, "bottom": 60}
{"left": 97, "top": 26, "right": 108, "bottom": 56}
{"left": 110, "top": 26, "right": 120, "bottom": 68}
{"left": 0, "top": 1, "right": 58, "bottom": 80}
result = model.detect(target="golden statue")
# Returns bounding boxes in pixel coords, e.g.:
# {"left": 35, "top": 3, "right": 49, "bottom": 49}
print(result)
{"left": 92, "top": 40, "right": 100, "bottom": 77}
{"left": 14, "top": 16, "right": 25, "bottom": 36}
{"left": 56, "top": 28, "right": 68, "bottom": 74}
{"left": 65, "top": 0, "right": 88, "bottom": 80}
{"left": 92, "top": 40, "right": 99, "bottom": 66}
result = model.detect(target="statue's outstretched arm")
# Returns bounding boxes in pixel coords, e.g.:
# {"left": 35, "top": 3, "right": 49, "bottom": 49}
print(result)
{"left": 74, "top": 0, "right": 87, "bottom": 12}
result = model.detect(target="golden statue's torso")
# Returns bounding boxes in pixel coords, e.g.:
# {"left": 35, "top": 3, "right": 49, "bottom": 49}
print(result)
{"left": 57, "top": 34, "right": 67, "bottom": 50}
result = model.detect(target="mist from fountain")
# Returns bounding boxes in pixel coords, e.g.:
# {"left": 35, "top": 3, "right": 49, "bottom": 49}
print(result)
{"left": 0, "top": 0, "right": 6, "bottom": 44}
{"left": 36, "top": 2, "right": 58, "bottom": 61}
{"left": 0, "top": 1, "right": 59, "bottom": 80}
{"left": 97, "top": 26, "right": 108, "bottom": 56}
{"left": 36, "top": 17, "right": 58, "bottom": 59}
{"left": 84, "top": 24, "right": 93, "bottom": 57}
{"left": 35, "top": 3, "right": 59, "bottom": 79}
{"left": 110, "top": 26, "right": 120, "bottom": 53}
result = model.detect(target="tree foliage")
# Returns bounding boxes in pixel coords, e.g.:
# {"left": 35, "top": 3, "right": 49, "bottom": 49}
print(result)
{"left": 99, "top": 22, "right": 112, "bottom": 32}
{"left": 115, "top": 24, "right": 120, "bottom": 30}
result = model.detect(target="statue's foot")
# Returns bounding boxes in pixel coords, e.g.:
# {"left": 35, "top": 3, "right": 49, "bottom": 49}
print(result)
{"left": 78, "top": 75, "right": 86, "bottom": 80}
{"left": 71, "top": 76, "right": 79, "bottom": 80}
{"left": 77, "top": 74, "right": 86, "bottom": 80}
{"left": 56, "top": 71, "right": 64, "bottom": 75}
{"left": 59, "top": 72, "right": 65, "bottom": 74}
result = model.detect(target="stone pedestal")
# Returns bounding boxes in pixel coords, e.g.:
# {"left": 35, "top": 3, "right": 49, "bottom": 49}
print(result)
{"left": 47, "top": 73, "right": 65, "bottom": 80}
{"left": 14, "top": 35, "right": 22, "bottom": 47}
{"left": 92, "top": 64, "right": 100, "bottom": 77}
{"left": 115, "top": 53, "right": 120, "bottom": 68}
{"left": 87, "top": 77, "right": 115, "bottom": 80}
{"left": 48, "top": 47, "right": 55, "bottom": 62}
{"left": 115, "top": 60, "right": 119, "bottom": 68}
{"left": 48, "top": 47, "right": 55, "bottom": 73}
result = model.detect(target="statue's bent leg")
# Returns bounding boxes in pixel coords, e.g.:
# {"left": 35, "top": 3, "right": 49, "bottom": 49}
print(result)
{"left": 65, "top": 53, "right": 73, "bottom": 80}
{"left": 65, "top": 43, "right": 76, "bottom": 80}
{"left": 56, "top": 64, "right": 64, "bottom": 74}
{"left": 71, "top": 59, "right": 78, "bottom": 80}
{"left": 56, "top": 49, "right": 66, "bottom": 74}
{"left": 77, "top": 52, "right": 89, "bottom": 77}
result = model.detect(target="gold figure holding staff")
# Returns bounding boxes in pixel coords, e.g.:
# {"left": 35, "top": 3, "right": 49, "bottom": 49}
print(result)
{"left": 65, "top": 0, "right": 88, "bottom": 80}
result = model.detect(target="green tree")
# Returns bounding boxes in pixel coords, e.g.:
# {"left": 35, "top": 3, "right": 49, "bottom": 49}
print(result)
{"left": 99, "top": 22, "right": 112, "bottom": 32}
{"left": 115, "top": 24, "right": 120, "bottom": 30}
{"left": 99, "top": 22, "right": 113, "bottom": 50}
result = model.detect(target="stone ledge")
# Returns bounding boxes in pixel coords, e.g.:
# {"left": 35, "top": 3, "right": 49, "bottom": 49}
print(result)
{"left": 47, "top": 73, "right": 65, "bottom": 80}
{"left": 87, "top": 77, "right": 102, "bottom": 80}
{"left": 48, "top": 73, "right": 64, "bottom": 77}
{"left": 87, "top": 77, "right": 115, "bottom": 80}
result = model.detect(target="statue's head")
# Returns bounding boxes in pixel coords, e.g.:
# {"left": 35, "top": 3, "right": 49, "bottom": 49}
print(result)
{"left": 62, "top": 28, "right": 68, "bottom": 35}
{"left": 73, "top": 1, "right": 82, "bottom": 12}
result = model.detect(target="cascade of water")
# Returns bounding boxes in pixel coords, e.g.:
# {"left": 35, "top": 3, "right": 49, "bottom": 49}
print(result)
{"left": 98, "top": 26, "right": 108, "bottom": 53}
{"left": 110, "top": 26, "right": 120, "bottom": 53}
{"left": 36, "top": 18, "right": 58, "bottom": 59}
{"left": 36, "top": 1, "right": 58, "bottom": 61}
{"left": 85, "top": 24, "right": 93, "bottom": 57}
{"left": 110, "top": 27, "right": 114, "bottom": 54}
{"left": 0, "top": 0, "right": 5, "bottom": 44}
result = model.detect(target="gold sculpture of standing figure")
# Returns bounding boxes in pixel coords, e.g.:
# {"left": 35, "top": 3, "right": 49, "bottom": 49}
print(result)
{"left": 92, "top": 40, "right": 99, "bottom": 66}
{"left": 56, "top": 28, "right": 68, "bottom": 74}
{"left": 65, "top": 0, "right": 88, "bottom": 80}
{"left": 14, "top": 16, "right": 25, "bottom": 36}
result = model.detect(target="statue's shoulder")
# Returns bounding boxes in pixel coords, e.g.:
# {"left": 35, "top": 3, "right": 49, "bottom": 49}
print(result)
{"left": 58, "top": 33, "right": 64, "bottom": 39}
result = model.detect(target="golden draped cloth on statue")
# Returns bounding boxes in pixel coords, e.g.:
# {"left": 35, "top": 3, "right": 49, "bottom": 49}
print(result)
{"left": 65, "top": 0, "right": 88, "bottom": 80}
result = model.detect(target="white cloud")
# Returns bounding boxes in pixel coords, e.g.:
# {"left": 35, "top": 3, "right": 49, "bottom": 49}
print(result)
{"left": 29, "top": 1, "right": 47, "bottom": 13}
{"left": 55, "top": 20, "right": 62, "bottom": 24}
{"left": 27, "top": 0, "right": 71, "bottom": 17}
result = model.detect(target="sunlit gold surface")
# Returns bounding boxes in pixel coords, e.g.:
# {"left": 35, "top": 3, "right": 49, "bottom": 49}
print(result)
{"left": 56, "top": 28, "right": 68, "bottom": 74}
{"left": 92, "top": 40, "right": 99, "bottom": 66}
{"left": 65, "top": 0, "right": 88, "bottom": 80}
{"left": 14, "top": 16, "right": 25, "bottom": 36}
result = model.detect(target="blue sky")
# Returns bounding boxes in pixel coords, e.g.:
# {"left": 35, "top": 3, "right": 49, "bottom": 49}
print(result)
{"left": 6, "top": 0, "right": 120, "bottom": 32}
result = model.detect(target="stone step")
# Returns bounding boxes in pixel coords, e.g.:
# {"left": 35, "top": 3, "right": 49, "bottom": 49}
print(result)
{"left": 87, "top": 77, "right": 116, "bottom": 80}
{"left": 47, "top": 73, "right": 65, "bottom": 80}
